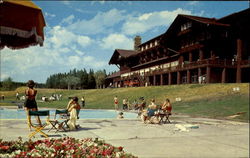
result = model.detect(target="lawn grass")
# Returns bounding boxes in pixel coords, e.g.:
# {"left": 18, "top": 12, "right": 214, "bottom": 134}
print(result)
{"left": 0, "top": 83, "right": 249, "bottom": 122}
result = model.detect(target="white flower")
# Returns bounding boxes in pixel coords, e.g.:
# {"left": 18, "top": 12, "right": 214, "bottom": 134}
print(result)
{"left": 15, "top": 150, "right": 21, "bottom": 154}
{"left": 116, "top": 152, "right": 122, "bottom": 157}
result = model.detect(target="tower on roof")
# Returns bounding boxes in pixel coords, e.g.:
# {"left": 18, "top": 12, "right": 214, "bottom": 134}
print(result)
{"left": 134, "top": 35, "right": 141, "bottom": 51}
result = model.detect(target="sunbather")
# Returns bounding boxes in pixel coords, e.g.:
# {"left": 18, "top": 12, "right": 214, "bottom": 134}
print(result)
{"left": 67, "top": 97, "right": 81, "bottom": 130}
{"left": 161, "top": 98, "right": 172, "bottom": 114}
{"left": 141, "top": 99, "right": 159, "bottom": 123}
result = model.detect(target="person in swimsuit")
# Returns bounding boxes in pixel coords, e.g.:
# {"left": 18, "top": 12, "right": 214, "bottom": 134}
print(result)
{"left": 67, "top": 97, "right": 81, "bottom": 130}
{"left": 24, "top": 80, "right": 42, "bottom": 130}
{"left": 114, "top": 96, "right": 118, "bottom": 110}
{"left": 161, "top": 98, "right": 172, "bottom": 114}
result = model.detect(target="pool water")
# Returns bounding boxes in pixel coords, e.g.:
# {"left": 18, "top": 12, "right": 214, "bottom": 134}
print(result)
{"left": 0, "top": 109, "right": 137, "bottom": 119}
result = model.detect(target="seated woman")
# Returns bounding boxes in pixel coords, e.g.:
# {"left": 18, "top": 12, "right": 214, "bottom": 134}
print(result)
{"left": 161, "top": 98, "right": 172, "bottom": 114}
{"left": 67, "top": 97, "right": 81, "bottom": 130}
{"left": 141, "top": 99, "right": 159, "bottom": 123}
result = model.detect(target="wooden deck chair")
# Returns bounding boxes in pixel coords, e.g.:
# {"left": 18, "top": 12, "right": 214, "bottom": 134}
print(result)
{"left": 48, "top": 109, "right": 69, "bottom": 132}
{"left": 27, "top": 110, "right": 50, "bottom": 138}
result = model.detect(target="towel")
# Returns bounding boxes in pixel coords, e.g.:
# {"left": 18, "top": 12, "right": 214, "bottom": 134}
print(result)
{"left": 68, "top": 108, "right": 77, "bottom": 130}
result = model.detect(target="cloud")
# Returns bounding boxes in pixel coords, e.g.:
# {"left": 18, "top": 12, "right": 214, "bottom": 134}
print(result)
{"left": 122, "top": 8, "right": 192, "bottom": 35}
{"left": 1, "top": 24, "right": 95, "bottom": 83}
{"left": 1, "top": 7, "right": 195, "bottom": 83}
{"left": 44, "top": 12, "right": 56, "bottom": 18}
{"left": 61, "top": 1, "right": 71, "bottom": 6}
{"left": 48, "top": 25, "right": 92, "bottom": 49}
{"left": 61, "top": 15, "right": 75, "bottom": 25}
{"left": 68, "top": 55, "right": 81, "bottom": 66}
{"left": 67, "top": 9, "right": 127, "bottom": 35}
{"left": 100, "top": 33, "right": 133, "bottom": 50}
{"left": 82, "top": 56, "right": 107, "bottom": 68}
{"left": 188, "top": 1, "right": 199, "bottom": 6}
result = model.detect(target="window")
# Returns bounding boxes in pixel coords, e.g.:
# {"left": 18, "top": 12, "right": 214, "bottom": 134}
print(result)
{"left": 181, "top": 22, "right": 192, "bottom": 31}
{"left": 155, "top": 40, "right": 158, "bottom": 46}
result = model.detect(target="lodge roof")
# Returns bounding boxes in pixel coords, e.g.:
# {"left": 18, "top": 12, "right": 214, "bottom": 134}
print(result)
{"left": 218, "top": 8, "right": 250, "bottom": 22}
{"left": 108, "top": 49, "right": 138, "bottom": 65}
{"left": 179, "top": 14, "right": 230, "bottom": 27}
{"left": 115, "top": 49, "right": 138, "bottom": 58}
{"left": 106, "top": 71, "right": 121, "bottom": 79}
{"left": 138, "top": 34, "right": 164, "bottom": 47}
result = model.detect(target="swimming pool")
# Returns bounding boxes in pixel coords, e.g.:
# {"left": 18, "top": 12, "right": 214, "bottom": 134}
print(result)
{"left": 0, "top": 109, "right": 137, "bottom": 119}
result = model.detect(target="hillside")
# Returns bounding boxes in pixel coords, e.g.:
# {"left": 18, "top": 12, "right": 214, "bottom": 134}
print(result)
{"left": 0, "top": 83, "right": 249, "bottom": 122}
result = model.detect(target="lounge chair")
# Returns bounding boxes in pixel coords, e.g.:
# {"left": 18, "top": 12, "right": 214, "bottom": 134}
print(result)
{"left": 48, "top": 109, "right": 69, "bottom": 132}
{"left": 27, "top": 110, "right": 50, "bottom": 138}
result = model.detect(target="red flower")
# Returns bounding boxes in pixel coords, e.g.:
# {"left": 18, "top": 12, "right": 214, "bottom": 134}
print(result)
{"left": 0, "top": 145, "right": 9, "bottom": 150}
{"left": 118, "top": 146, "right": 123, "bottom": 151}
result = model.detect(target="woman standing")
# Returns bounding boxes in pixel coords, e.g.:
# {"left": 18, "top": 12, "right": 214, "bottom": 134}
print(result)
{"left": 24, "top": 80, "right": 41, "bottom": 130}
{"left": 67, "top": 97, "right": 81, "bottom": 130}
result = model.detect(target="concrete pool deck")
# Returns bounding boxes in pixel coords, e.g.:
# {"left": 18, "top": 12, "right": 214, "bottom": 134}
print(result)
{"left": 0, "top": 115, "right": 249, "bottom": 158}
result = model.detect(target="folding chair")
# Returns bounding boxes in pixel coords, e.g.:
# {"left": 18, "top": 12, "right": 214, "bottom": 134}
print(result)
{"left": 27, "top": 110, "right": 50, "bottom": 138}
{"left": 158, "top": 112, "right": 171, "bottom": 124}
{"left": 48, "top": 109, "right": 69, "bottom": 132}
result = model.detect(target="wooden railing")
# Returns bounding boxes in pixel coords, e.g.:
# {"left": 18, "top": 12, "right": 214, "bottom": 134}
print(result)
{"left": 120, "top": 59, "right": 250, "bottom": 79}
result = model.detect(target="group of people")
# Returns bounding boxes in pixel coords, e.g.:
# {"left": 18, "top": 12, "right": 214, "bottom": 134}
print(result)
{"left": 24, "top": 80, "right": 83, "bottom": 131}
{"left": 114, "top": 95, "right": 172, "bottom": 123}
{"left": 140, "top": 98, "right": 172, "bottom": 124}
{"left": 113, "top": 96, "right": 146, "bottom": 111}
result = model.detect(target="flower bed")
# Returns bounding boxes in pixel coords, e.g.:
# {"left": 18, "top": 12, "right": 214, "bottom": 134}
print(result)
{"left": 0, "top": 137, "right": 137, "bottom": 158}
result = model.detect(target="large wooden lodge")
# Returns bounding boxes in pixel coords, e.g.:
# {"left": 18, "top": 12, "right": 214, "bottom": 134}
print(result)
{"left": 106, "top": 8, "right": 250, "bottom": 88}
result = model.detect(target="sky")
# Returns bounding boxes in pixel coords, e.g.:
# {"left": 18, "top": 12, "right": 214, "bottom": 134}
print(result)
{"left": 1, "top": 1, "right": 249, "bottom": 83}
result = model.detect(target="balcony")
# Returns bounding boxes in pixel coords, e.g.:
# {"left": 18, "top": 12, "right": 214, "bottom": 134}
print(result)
{"left": 121, "top": 59, "right": 249, "bottom": 79}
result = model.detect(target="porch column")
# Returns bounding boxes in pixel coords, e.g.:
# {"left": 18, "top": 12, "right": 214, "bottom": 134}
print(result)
{"left": 160, "top": 74, "right": 163, "bottom": 85}
{"left": 177, "top": 71, "right": 181, "bottom": 85}
{"left": 168, "top": 73, "right": 172, "bottom": 85}
{"left": 236, "top": 38, "right": 242, "bottom": 83}
{"left": 187, "top": 70, "right": 191, "bottom": 84}
{"left": 199, "top": 49, "right": 204, "bottom": 61}
{"left": 189, "top": 52, "right": 192, "bottom": 62}
{"left": 179, "top": 55, "right": 184, "bottom": 67}
{"left": 153, "top": 75, "right": 156, "bottom": 86}
{"left": 198, "top": 68, "right": 202, "bottom": 77}
{"left": 206, "top": 67, "right": 211, "bottom": 83}
{"left": 222, "top": 68, "right": 226, "bottom": 83}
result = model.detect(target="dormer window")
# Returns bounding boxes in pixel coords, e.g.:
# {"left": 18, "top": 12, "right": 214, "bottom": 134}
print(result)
{"left": 181, "top": 22, "right": 192, "bottom": 31}
{"left": 155, "top": 41, "right": 158, "bottom": 46}
{"left": 150, "top": 42, "right": 153, "bottom": 48}
{"left": 146, "top": 45, "right": 148, "bottom": 49}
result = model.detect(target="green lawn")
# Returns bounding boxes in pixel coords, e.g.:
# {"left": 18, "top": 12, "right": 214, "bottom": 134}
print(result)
{"left": 1, "top": 83, "right": 249, "bottom": 122}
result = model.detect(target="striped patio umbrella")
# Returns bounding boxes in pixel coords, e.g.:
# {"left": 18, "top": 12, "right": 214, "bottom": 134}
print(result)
{"left": 0, "top": 0, "right": 46, "bottom": 50}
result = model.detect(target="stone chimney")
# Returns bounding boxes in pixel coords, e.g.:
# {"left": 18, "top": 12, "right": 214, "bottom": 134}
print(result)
{"left": 134, "top": 35, "right": 141, "bottom": 51}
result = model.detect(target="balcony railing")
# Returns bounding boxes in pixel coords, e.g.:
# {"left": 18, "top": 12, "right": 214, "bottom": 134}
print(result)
{"left": 120, "top": 59, "right": 249, "bottom": 79}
